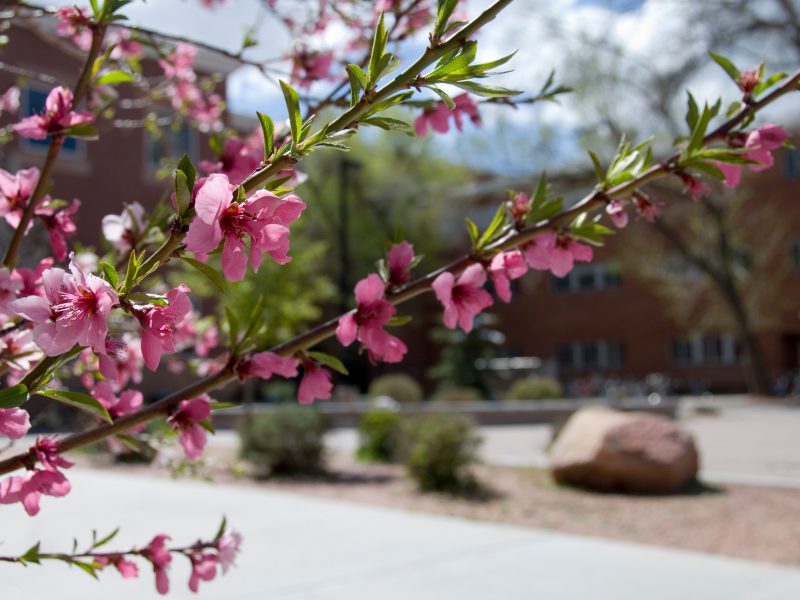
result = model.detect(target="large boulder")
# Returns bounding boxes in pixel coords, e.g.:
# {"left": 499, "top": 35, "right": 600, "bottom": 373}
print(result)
{"left": 550, "top": 406, "right": 699, "bottom": 493}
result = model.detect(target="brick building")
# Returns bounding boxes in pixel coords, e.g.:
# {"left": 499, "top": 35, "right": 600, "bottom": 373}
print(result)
{"left": 481, "top": 149, "right": 800, "bottom": 395}
{"left": 0, "top": 16, "right": 240, "bottom": 257}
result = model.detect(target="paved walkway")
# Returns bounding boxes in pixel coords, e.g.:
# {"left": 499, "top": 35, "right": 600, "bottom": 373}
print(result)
{"left": 2, "top": 469, "right": 800, "bottom": 599}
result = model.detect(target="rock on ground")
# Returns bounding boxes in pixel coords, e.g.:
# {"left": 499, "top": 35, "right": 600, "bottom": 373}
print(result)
{"left": 550, "top": 406, "right": 699, "bottom": 493}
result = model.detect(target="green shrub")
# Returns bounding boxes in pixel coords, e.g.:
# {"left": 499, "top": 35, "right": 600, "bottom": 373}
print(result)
{"left": 430, "top": 386, "right": 482, "bottom": 403}
{"left": 400, "top": 414, "right": 481, "bottom": 492}
{"left": 506, "top": 376, "right": 563, "bottom": 400}
{"left": 239, "top": 405, "right": 328, "bottom": 476}
{"left": 368, "top": 373, "right": 424, "bottom": 404}
{"left": 357, "top": 409, "right": 404, "bottom": 462}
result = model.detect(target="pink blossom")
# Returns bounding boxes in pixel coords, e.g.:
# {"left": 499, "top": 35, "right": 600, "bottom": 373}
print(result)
{"left": 290, "top": 49, "right": 335, "bottom": 88}
{"left": 35, "top": 199, "right": 80, "bottom": 261}
{"left": 215, "top": 530, "right": 242, "bottom": 573}
{"left": 143, "top": 534, "right": 173, "bottom": 595}
{"left": 159, "top": 43, "right": 197, "bottom": 82}
{"left": 0, "top": 437, "right": 73, "bottom": 515}
{"left": 0, "top": 329, "right": 40, "bottom": 383}
{"left": 188, "top": 552, "right": 219, "bottom": 592}
{"left": 91, "top": 381, "right": 143, "bottom": 420}
{"left": 715, "top": 161, "right": 742, "bottom": 189}
{"left": 168, "top": 395, "right": 211, "bottom": 461}
{"left": 387, "top": 241, "right": 415, "bottom": 287}
{"left": 510, "top": 192, "right": 531, "bottom": 221}
{"left": 0, "top": 85, "right": 20, "bottom": 116}
{"left": 336, "top": 273, "right": 407, "bottom": 363}
{"left": 0, "top": 167, "right": 39, "bottom": 229}
{"left": 633, "top": 194, "right": 662, "bottom": 222}
{"left": 107, "top": 29, "right": 143, "bottom": 60}
{"left": 488, "top": 250, "right": 528, "bottom": 303}
{"left": 184, "top": 174, "right": 306, "bottom": 280}
{"left": 140, "top": 285, "right": 193, "bottom": 371}
{"left": 238, "top": 351, "right": 299, "bottom": 380}
{"left": 745, "top": 124, "right": 788, "bottom": 171}
{"left": 0, "top": 468, "right": 71, "bottom": 516}
{"left": 199, "top": 137, "right": 260, "bottom": 186}
{"left": 415, "top": 94, "right": 481, "bottom": 137}
{"left": 55, "top": 6, "right": 92, "bottom": 50}
{"left": 711, "top": 124, "right": 788, "bottom": 188}
{"left": 95, "top": 555, "right": 140, "bottom": 579}
{"left": 12, "top": 86, "right": 93, "bottom": 140}
{"left": 11, "top": 255, "right": 118, "bottom": 355}
{"left": 524, "top": 233, "right": 593, "bottom": 278}
{"left": 0, "top": 266, "right": 23, "bottom": 312}
{"left": 102, "top": 201, "right": 147, "bottom": 252}
{"left": 0, "top": 407, "right": 30, "bottom": 439}
{"left": 12, "top": 257, "right": 54, "bottom": 297}
{"left": 681, "top": 173, "right": 710, "bottom": 201}
{"left": 432, "top": 264, "right": 494, "bottom": 333}
{"left": 298, "top": 362, "right": 333, "bottom": 404}
{"left": 606, "top": 200, "right": 628, "bottom": 228}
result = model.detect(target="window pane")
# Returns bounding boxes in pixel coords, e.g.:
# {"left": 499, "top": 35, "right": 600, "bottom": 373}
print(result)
{"left": 703, "top": 335, "right": 723, "bottom": 364}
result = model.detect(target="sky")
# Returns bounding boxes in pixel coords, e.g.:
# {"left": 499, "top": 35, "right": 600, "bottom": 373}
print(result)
{"left": 40, "top": 0, "right": 797, "bottom": 175}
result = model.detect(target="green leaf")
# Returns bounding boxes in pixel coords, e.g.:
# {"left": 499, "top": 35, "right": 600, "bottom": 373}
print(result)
{"left": 435, "top": 0, "right": 460, "bottom": 35}
{"left": 346, "top": 64, "right": 367, "bottom": 106}
{"left": 387, "top": 315, "right": 412, "bottom": 327}
{"left": 64, "top": 124, "right": 99, "bottom": 140}
{"left": 123, "top": 249, "right": 140, "bottom": 292}
{"left": 308, "top": 351, "right": 349, "bottom": 375}
{"left": 91, "top": 528, "right": 120, "bottom": 550}
{"left": 429, "top": 85, "right": 455, "bottom": 109}
{"left": 99, "top": 261, "right": 118, "bottom": 288}
{"left": 179, "top": 256, "right": 227, "bottom": 294}
{"left": 0, "top": 384, "right": 29, "bottom": 409}
{"left": 465, "top": 217, "right": 479, "bottom": 245}
{"left": 256, "top": 111, "right": 274, "bottom": 159}
{"left": 449, "top": 81, "right": 522, "bottom": 98}
{"left": 477, "top": 203, "right": 507, "bottom": 249}
{"left": 368, "top": 12, "right": 388, "bottom": 87}
{"left": 279, "top": 80, "right": 302, "bottom": 143}
{"left": 174, "top": 169, "right": 191, "bottom": 216}
{"left": 316, "top": 141, "right": 351, "bottom": 151}
{"left": 214, "top": 516, "right": 228, "bottom": 542}
{"left": 21, "top": 542, "right": 41, "bottom": 564}
{"left": 36, "top": 389, "right": 112, "bottom": 423}
{"left": 95, "top": 70, "right": 133, "bottom": 86}
{"left": 709, "top": 52, "right": 740, "bottom": 82}
{"left": 176, "top": 154, "right": 197, "bottom": 190}
{"left": 364, "top": 91, "right": 414, "bottom": 117}
{"left": 361, "top": 117, "right": 415, "bottom": 136}
{"left": 72, "top": 561, "right": 100, "bottom": 579}
{"left": 588, "top": 150, "right": 605, "bottom": 185}
{"left": 685, "top": 92, "right": 699, "bottom": 131}
{"left": 752, "top": 72, "right": 787, "bottom": 97}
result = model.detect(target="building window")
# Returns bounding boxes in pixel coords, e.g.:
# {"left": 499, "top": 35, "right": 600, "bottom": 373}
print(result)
{"left": 19, "top": 85, "right": 83, "bottom": 157}
{"left": 789, "top": 239, "right": 800, "bottom": 271}
{"left": 551, "top": 262, "right": 622, "bottom": 294}
{"left": 556, "top": 339, "right": 625, "bottom": 371}
{"left": 670, "top": 333, "right": 740, "bottom": 366}
{"left": 145, "top": 121, "right": 196, "bottom": 173}
{"left": 784, "top": 148, "right": 800, "bottom": 179}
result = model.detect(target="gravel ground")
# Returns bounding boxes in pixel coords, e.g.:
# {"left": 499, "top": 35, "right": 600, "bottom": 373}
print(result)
{"left": 238, "top": 452, "right": 800, "bottom": 568}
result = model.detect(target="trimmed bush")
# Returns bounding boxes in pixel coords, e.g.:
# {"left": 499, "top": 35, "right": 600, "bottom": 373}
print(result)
{"left": 430, "top": 386, "right": 482, "bottom": 403}
{"left": 357, "top": 409, "right": 403, "bottom": 462}
{"left": 400, "top": 414, "right": 481, "bottom": 492}
{"left": 507, "top": 376, "right": 563, "bottom": 400}
{"left": 239, "top": 405, "right": 328, "bottom": 476}
{"left": 368, "top": 373, "right": 424, "bottom": 404}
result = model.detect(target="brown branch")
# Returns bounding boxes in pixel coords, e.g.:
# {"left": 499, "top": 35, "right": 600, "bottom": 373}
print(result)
{"left": 2, "top": 65, "right": 798, "bottom": 476}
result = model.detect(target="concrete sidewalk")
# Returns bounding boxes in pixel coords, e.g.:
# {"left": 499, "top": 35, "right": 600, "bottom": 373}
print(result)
{"left": 2, "top": 469, "right": 799, "bottom": 599}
